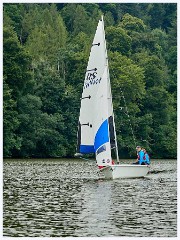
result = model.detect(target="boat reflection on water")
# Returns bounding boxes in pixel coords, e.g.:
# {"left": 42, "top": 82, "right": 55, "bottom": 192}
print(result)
{"left": 75, "top": 180, "right": 116, "bottom": 237}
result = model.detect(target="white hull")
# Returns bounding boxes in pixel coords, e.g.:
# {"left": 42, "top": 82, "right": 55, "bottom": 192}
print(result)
{"left": 99, "top": 164, "right": 149, "bottom": 179}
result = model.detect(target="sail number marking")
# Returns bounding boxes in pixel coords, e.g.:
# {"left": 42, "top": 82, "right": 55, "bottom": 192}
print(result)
{"left": 84, "top": 69, "right": 101, "bottom": 89}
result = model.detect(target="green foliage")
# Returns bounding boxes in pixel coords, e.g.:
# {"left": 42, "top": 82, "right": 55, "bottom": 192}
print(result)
{"left": 120, "top": 13, "right": 146, "bottom": 32}
{"left": 3, "top": 3, "right": 26, "bottom": 43}
{"left": 61, "top": 3, "right": 101, "bottom": 36}
{"left": 106, "top": 26, "right": 132, "bottom": 55}
{"left": 73, "top": 5, "right": 90, "bottom": 35}
{"left": 3, "top": 3, "right": 177, "bottom": 159}
{"left": 104, "top": 11, "right": 115, "bottom": 27}
{"left": 3, "top": 79, "right": 21, "bottom": 156}
{"left": 3, "top": 24, "right": 32, "bottom": 98}
{"left": 24, "top": 4, "right": 67, "bottom": 67}
{"left": 109, "top": 52, "right": 145, "bottom": 102}
{"left": 17, "top": 94, "right": 66, "bottom": 157}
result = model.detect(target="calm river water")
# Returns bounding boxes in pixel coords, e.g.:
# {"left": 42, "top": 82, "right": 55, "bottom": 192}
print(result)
{"left": 3, "top": 158, "right": 177, "bottom": 237}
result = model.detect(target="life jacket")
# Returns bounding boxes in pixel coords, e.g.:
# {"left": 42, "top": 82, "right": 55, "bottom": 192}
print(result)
{"left": 137, "top": 150, "right": 145, "bottom": 164}
{"left": 137, "top": 152, "right": 145, "bottom": 160}
{"left": 144, "top": 153, "right": 150, "bottom": 164}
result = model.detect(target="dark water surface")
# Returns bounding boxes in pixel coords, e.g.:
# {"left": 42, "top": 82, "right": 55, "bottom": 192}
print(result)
{"left": 3, "top": 158, "right": 177, "bottom": 237}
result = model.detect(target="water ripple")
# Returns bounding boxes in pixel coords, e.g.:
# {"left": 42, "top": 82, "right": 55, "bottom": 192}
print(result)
{"left": 3, "top": 159, "right": 177, "bottom": 237}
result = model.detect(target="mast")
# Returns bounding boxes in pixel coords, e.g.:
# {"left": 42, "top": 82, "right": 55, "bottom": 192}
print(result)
{"left": 101, "top": 16, "right": 120, "bottom": 164}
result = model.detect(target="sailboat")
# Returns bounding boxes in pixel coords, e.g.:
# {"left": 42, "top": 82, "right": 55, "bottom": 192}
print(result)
{"left": 76, "top": 16, "right": 149, "bottom": 179}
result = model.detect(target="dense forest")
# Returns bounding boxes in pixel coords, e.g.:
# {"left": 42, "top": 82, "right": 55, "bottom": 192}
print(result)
{"left": 3, "top": 3, "right": 177, "bottom": 159}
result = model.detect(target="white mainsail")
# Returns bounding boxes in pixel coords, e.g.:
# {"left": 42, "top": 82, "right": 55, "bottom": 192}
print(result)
{"left": 77, "top": 16, "right": 115, "bottom": 166}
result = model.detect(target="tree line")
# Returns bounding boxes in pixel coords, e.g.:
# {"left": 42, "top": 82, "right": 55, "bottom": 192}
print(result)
{"left": 3, "top": 3, "right": 177, "bottom": 158}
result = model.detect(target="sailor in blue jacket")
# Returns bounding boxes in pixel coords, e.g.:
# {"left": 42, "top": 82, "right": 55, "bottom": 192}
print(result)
{"left": 142, "top": 148, "right": 150, "bottom": 165}
{"left": 133, "top": 146, "right": 146, "bottom": 165}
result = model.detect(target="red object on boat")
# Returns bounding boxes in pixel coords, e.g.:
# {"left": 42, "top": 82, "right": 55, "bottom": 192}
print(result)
{"left": 98, "top": 166, "right": 105, "bottom": 169}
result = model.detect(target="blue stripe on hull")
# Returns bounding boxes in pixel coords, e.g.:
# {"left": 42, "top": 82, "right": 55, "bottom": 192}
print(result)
{"left": 80, "top": 145, "right": 95, "bottom": 153}
{"left": 94, "top": 119, "right": 109, "bottom": 151}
